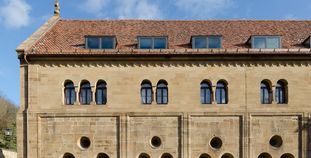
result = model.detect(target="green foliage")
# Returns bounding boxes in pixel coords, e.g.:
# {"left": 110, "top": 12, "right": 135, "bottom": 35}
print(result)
{"left": 0, "top": 96, "right": 18, "bottom": 151}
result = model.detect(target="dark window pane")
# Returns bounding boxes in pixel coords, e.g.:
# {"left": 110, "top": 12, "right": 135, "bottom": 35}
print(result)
{"left": 156, "top": 82, "right": 168, "bottom": 104}
{"left": 275, "top": 82, "right": 286, "bottom": 104}
{"left": 80, "top": 82, "right": 91, "bottom": 105}
{"left": 70, "top": 89, "right": 75, "bottom": 104}
{"left": 87, "top": 38, "right": 100, "bottom": 49}
{"left": 253, "top": 37, "right": 266, "bottom": 48}
{"left": 141, "top": 83, "right": 152, "bottom": 104}
{"left": 65, "top": 82, "right": 75, "bottom": 105}
{"left": 154, "top": 38, "right": 167, "bottom": 49}
{"left": 216, "top": 82, "right": 227, "bottom": 104}
{"left": 208, "top": 37, "right": 221, "bottom": 48}
{"left": 206, "top": 88, "right": 211, "bottom": 103}
{"left": 96, "top": 82, "right": 107, "bottom": 105}
{"left": 102, "top": 37, "right": 115, "bottom": 49}
{"left": 201, "top": 82, "right": 211, "bottom": 104}
{"left": 140, "top": 38, "right": 153, "bottom": 49}
{"left": 260, "top": 82, "right": 271, "bottom": 104}
{"left": 200, "top": 88, "right": 205, "bottom": 103}
{"left": 194, "top": 37, "right": 207, "bottom": 48}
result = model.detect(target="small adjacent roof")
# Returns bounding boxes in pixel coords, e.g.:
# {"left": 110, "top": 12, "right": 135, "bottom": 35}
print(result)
{"left": 17, "top": 16, "right": 311, "bottom": 56}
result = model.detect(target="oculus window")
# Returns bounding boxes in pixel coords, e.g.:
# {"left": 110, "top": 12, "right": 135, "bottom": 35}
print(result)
{"left": 192, "top": 36, "right": 221, "bottom": 49}
{"left": 86, "top": 36, "right": 116, "bottom": 49}
{"left": 139, "top": 37, "right": 167, "bottom": 49}
{"left": 252, "top": 36, "right": 281, "bottom": 49}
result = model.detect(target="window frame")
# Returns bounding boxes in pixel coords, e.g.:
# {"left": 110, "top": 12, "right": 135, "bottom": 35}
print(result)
{"left": 251, "top": 36, "right": 281, "bottom": 49}
{"left": 275, "top": 81, "right": 287, "bottom": 104}
{"left": 95, "top": 81, "right": 107, "bottom": 105}
{"left": 200, "top": 81, "right": 212, "bottom": 104}
{"left": 79, "top": 81, "right": 92, "bottom": 105}
{"left": 156, "top": 81, "right": 168, "bottom": 104}
{"left": 215, "top": 81, "right": 228, "bottom": 104}
{"left": 141, "top": 81, "right": 153, "bottom": 104}
{"left": 192, "top": 36, "right": 222, "bottom": 49}
{"left": 85, "top": 36, "right": 116, "bottom": 49}
{"left": 260, "top": 81, "right": 273, "bottom": 104}
{"left": 64, "top": 81, "right": 76, "bottom": 105}
{"left": 138, "top": 36, "right": 168, "bottom": 49}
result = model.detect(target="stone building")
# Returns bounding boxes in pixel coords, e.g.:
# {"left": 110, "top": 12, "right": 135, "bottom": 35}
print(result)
{"left": 16, "top": 2, "right": 311, "bottom": 158}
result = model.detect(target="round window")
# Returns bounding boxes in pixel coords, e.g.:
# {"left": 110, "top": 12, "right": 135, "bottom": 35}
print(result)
{"left": 150, "top": 136, "right": 162, "bottom": 148}
{"left": 210, "top": 137, "right": 222, "bottom": 149}
{"left": 269, "top": 135, "right": 283, "bottom": 148}
{"left": 79, "top": 136, "right": 91, "bottom": 149}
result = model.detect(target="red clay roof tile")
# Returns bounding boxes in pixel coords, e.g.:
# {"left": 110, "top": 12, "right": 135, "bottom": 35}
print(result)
{"left": 29, "top": 19, "right": 311, "bottom": 55}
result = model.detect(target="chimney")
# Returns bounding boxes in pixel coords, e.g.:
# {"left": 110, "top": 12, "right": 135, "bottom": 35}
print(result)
{"left": 54, "top": 0, "right": 60, "bottom": 16}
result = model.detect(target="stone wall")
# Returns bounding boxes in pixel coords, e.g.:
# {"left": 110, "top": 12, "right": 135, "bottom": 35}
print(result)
{"left": 17, "top": 60, "right": 311, "bottom": 158}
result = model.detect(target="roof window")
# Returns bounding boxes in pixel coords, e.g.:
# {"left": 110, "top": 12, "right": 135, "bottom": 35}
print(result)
{"left": 192, "top": 36, "right": 222, "bottom": 49}
{"left": 138, "top": 37, "right": 167, "bottom": 49}
{"left": 251, "top": 36, "right": 281, "bottom": 49}
{"left": 86, "top": 36, "right": 116, "bottom": 49}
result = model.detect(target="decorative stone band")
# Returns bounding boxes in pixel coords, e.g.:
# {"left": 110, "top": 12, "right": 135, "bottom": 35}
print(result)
{"left": 24, "top": 48, "right": 311, "bottom": 56}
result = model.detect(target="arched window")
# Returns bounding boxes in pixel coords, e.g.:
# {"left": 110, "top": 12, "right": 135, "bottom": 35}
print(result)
{"left": 280, "top": 153, "right": 294, "bottom": 158}
{"left": 97, "top": 153, "right": 109, "bottom": 158}
{"left": 79, "top": 80, "right": 92, "bottom": 105}
{"left": 216, "top": 81, "right": 228, "bottom": 104}
{"left": 64, "top": 81, "right": 75, "bottom": 105}
{"left": 156, "top": 80, "right": 168, "bottom": 104}
{"left": 275, "top": 80, "right": 287, "bottom": 104}
{"left": 221, "top": 153, "right": 234, "bottom": 158}
{"left": 260, "top": 80, "right": 272, "bottom": 104}
{"left": 199, "top": 153, "right": 211, "bottom": 158}
{"left": 96, "top": 81, "right": 107, "bottom": 105}
{"left": 258, "top": 152, "right": 272, "bottom": 158}
{"left": 138, "top": 153, "right": 150, "bottom": 158}
{"left": 200, "top": 81, "right": 212, "bottom": 104}
{"left": 63, "top": 153, "right": 75, "bottom": 158}
{"left": 161, "top": 153, "right": 173, "bottom": 158}
{"left": 141, "top": 80, "right": 153, "bottom": 104}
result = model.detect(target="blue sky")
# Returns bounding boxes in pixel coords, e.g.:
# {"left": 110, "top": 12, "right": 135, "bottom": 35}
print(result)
{"left": 0, "top": 0, "right": 311, "bottom": 105}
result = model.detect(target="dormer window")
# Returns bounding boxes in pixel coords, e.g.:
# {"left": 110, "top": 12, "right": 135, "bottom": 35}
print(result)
{"left": 86, "top": 36, "right": 116, "bottom": 49}
{"left": 192, "top": 36, "right": 221, "bottom": 49}
{"left": 251, "top": 36, "right": 281, "bottom": 49}
{"left": 138, "top": 37, "right": 167, "bottom": 49}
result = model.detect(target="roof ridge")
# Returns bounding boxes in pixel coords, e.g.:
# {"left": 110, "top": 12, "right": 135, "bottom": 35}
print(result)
{"left": 58, "top": 19, "right": 311, "bottom": 22}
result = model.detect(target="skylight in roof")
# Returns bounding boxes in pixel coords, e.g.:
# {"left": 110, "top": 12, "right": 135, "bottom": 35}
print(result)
{"left": 138, "top": 37, "right": 167, "bottom": 49}
{"left": 86, "top": 36, "right": 116, "bottom": 49}
{"left": 192, "top": 36, "right": 221, "bottom": 49}
{"left": 252, "top": 36, "right": 281, "bottom": 49}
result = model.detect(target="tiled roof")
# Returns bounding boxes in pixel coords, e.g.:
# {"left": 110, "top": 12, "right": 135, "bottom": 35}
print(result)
{"left": 24, "top": 18, "right": 311, "bottom": 55}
